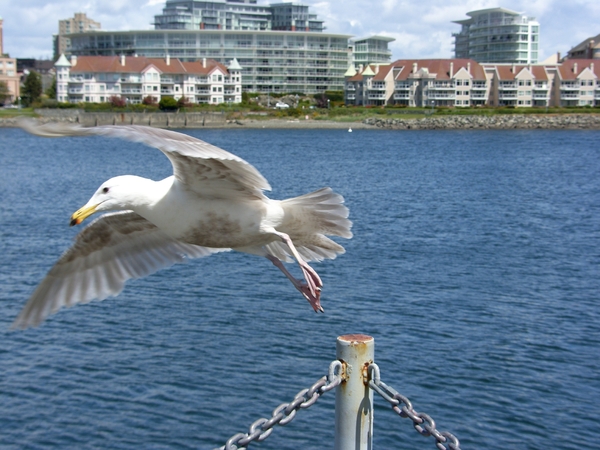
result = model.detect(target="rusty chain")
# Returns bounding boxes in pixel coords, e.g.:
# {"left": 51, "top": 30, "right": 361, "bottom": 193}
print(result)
{"left": 217, "top": 360, "right": 343, "bottom": 450}
{"left": 368, "top": 363, "right": 461, "bottom": 450}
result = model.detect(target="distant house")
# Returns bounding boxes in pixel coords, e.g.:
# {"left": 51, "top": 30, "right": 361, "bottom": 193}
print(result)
{"left": 344, "top": 58, "right": 600, "bottom": 108}
{"left": 566, "top": 33, "right": 600, "bottom": 60}
{"left": 55, "top": 54, "right": 242, "bottom": 104}
{"left": 345, "top": 59, "right": 488, "bottom": 108}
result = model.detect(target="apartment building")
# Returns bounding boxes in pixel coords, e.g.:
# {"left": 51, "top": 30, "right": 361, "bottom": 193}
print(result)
{"left": 350, "top": 35, "right": 394, "bottom": 67}
{"left": 452, "top": 7, "right": 539, "bottom": 64}
{"left": 345, "top": 59, "right": 489, "bottom": 108}
{"left": 153, "top": 0, "right": 323, "bottom": 32}
{"left": 53, "top": 13, "right": 101, "bottom": 60}
{"left": 483, "top": 64, "right": 553, "bottom": 107}
{"left": 554, "top": 59, "right": 599, "bottom": 107}
{"left": 55, "top": 54, "right": 242, "bottom": 105}
{"left": 344, "top": 59, "right": 600, "bottom": 108}
{"left": 0, "top": 17, "right": 20, "bottom": 105}
{"left": 66, "top": 29, "right": 351, "bottom": 94}
{"left": 566, "top": 33, "right": 600, "bottom": 60}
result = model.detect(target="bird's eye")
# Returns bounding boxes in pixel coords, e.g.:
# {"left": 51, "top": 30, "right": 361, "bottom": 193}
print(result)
{"left": 102, "top": 187, "right": 109, "bottom": 194}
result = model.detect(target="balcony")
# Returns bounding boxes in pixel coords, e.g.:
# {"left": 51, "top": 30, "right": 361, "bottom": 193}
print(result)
{"left": 560, "top": 93, "right": 579, "bottom": 99}
{"left": 393, "top": 93, "right": 410, "bottom": 100}
{"left": 431, "top": 82, "right": 455, "bottom": 89}
{"left": 499, "top": 83, "right": 517, "bottom": 89}
{"left": 371, "top": 83, "right": 386, "bottom": 91}
{"left": 472, "top": 83, "right": 487, "bottom": 90}
{"left": 346, "top": 94, "right": 356, "bottom": 100}
{"left": 428, "top": 93, "right": 456, "bottom": 100}
{"left": 346, "top": 85, "right": 356, "bottom": 91}
{"left": 161, "top": 89, "right": 174, "bottom": 94}
{"left": 499, "top": 94, "right": 517, "bottom": 100}
{"left": 533, "top": 93, "right": 548, "bottom": 100}
{"left": 368, "top": 93, "right": 387, "bottom": 100}
{"left": 122, "top": 88, "right": 142, "bottom": 94}
{"left": 561, "top": 83, "right": 579, "bottom": 90}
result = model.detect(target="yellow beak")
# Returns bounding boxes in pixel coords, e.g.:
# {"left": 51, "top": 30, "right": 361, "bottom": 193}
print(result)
{"left": 70, "top": 203, "right": 99, "bottom": 226}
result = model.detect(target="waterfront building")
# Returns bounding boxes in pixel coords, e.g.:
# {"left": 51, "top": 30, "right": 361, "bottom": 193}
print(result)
{"left": 350, "top": 35, "right": 394, "bottom": 67}
{"left": 0, "top": 17, "right": 20, "bottom": 105}
{"left": 53, "top": 13, "right": 101, "bottom": 60}
{"left": 345, "top": 59, "right": 489, "bottom": 108}
{"left": 483, "top": 64, "right": 552, "bottom": 107}
{"left": 553, "top": 59, "right": 599, "bottom": 107}
{"left": 153, "top": 0, "right": 323, "bottom": 32}
{"left": 566, "top": 33, "right": 600, "bottom": 60}
{"left": 55, "top": 54, "right": 242, "bottom": 105}
{"left": 344, "top": 58, "right": 599, "bottom": 108}
{"left": 66, "top": 29, "right": 351, "bottom": 94}
{"left": 452, "top": 8, "right": 540, "bottom": 64}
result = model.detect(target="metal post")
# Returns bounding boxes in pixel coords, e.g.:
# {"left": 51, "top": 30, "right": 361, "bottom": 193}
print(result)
{"left": 335, "top": 334, "right": 374, "bottom": 450}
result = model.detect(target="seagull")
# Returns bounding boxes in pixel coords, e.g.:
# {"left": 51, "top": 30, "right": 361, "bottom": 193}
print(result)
{"left": 12, "top": 119, "right": 352, "bottom": 329}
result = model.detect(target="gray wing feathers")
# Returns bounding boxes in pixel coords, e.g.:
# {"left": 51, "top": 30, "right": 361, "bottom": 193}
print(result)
{"left": 12, "top": 212, "right": 227, "bottom": 329}
{"left": 17, "top": 119, "right": 271, "bottom": 198}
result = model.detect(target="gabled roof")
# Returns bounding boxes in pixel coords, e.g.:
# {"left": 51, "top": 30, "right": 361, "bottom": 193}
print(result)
{"left": 344, "top": 65, "right": 357, "bottom": 77}
{"left": 66, "top": 55, "right": 229, "bottom": 75}
{"left": 493, "top": 65, "right": 549, "bottom": 81}
{"left": 228, "top": 58, "right": 242, "bottom": 71}
{"left": 557, "top": 59, "right": 599, "bottom": 80}
{"left": 391, "top": 59, "right": 486, "bottom": 81}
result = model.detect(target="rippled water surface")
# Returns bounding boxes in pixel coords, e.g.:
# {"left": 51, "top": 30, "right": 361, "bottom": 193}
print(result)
{"left": 1, "top": 127, "right": 599, "bottom": 449}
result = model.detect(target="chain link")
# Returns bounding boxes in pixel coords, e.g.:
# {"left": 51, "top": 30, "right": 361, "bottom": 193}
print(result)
{"left": 368, "top": 363, "right": 461, "bottom": 450}
{"left": 217, "top": 360, "right": 343, "bottom": 450}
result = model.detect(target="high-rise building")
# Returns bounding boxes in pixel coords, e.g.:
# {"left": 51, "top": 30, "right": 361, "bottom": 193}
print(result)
{"left": 152, "top": 0, "right": 324, "bottom": 32}
{"left": 350, "top": 35, "right": 394, "bottom": 67}
{"left": 452, "top": 7, "right": 539, "bottom": 64}
{"left": 53, "top": 13, "right": 101, "bottom": 60}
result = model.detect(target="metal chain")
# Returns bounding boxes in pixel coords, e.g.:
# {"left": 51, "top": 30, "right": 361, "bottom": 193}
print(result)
{"left": 217, "top": 360, "right": 343, "bottom": 450}
{"left": 368, "top": 363, "right": 461, "bottom": 450}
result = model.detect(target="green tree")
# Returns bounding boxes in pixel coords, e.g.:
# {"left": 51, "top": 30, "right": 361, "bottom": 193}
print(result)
{"left": 0, "top": 81, "right": 10, "bottom": 105}
{"left": 159, "top": 96, "right": 178, "bottom": 111}
{"left": 45, "top": 77, "right": 57, "bottom": 99}
{"left": 22, "top": 71, "right": 43, "bottom": 106}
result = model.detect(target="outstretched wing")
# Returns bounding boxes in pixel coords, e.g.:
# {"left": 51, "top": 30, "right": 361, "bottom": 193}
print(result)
{"left": 12, "top": 211, "right": 228, "bottom": 329}
{"left": 17, "top": 118, "right": 271, "bottom": 199}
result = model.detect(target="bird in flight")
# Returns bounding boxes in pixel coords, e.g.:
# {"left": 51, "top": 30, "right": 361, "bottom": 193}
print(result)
{"left": 13, "top": 119, "right": 352, "bottom": 329}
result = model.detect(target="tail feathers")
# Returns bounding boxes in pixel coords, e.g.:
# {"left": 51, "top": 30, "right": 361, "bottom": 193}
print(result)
{"left": 273, "top": 187, "right": 352, "bottom": 263}
{"left": 280, "top": 187, "right": 353, "bottom": 239}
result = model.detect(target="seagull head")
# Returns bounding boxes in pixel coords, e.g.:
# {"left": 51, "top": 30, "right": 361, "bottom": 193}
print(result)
{"left": 70, "top": 175, "right": 149, "bottom": 226}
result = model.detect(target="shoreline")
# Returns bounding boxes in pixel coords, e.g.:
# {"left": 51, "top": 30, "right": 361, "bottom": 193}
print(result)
{"left": 1, "top": 112, "right": 599, "bottom": 130}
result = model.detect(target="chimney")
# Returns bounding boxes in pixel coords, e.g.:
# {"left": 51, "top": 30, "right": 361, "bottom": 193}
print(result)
{"left": 467, "top": 62, "right": 471, "bottom": 74}
{"left": 591, "top": 62, "right": 595, "bottom": 73}
{"left": 120, "top": 54, "right": 125, "bottom": 66}
{"left": 374, "top": 65, "right": 379, "bottom": 74}
{"left": 573, "top": 62, "right": 578, "bottom": 73}
{"left": 511, "top": 63, "right": 515, "bottom": 73}
{"left": 413, "top": 62, "right": 418, "bottom": 73}
{"left": 166, "top": 54, "right": 170, "bottom": 65}
{"left": 449, "top": 62, "right": 454, "bottom": 78}
{"left": 70, "top": 55, "right": 77, "bottom": 67}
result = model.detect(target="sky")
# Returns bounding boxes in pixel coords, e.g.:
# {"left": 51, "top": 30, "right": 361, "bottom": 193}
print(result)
{"left": 1, "top": 0, "right": 599, "bottom": 62}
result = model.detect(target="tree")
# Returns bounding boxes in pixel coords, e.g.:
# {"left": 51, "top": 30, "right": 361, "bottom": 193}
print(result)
{"left": 159, "top": 96, "right": 178, "bottom": 111}
{"left": 22, "top": 71, "right": 43, "bottom": 106}
{"left": 46, "top": 77, "right": 57, "bottom": 99}
{"left": 0, "top": 81, "right": 10, "bottom": 105}
{"left": 108, "top": 95, "right": 126, "bottom": 108}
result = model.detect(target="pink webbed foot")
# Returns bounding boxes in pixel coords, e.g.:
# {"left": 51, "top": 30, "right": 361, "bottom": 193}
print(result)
{"left": 267, "top": 254, "right": 324, "bottom": 313}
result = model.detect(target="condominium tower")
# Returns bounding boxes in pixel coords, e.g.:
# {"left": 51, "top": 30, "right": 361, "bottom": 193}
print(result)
{"left": 452, "top": 7, "right": 539, "bottom": 64}
{"left": 64, "top": 0, "right": 349, "bottom": 94}
{"left": 53, "top": 13, "right": 101, "bottom": 60}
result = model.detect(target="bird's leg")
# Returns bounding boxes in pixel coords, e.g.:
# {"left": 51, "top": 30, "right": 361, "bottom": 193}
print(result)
{"left": 266, "top": 254, "right": 323, "bottom": 312}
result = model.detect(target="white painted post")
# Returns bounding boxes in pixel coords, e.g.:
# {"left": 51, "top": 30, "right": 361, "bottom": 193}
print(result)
{"left": 335, "top": 334, "right": 374, "bottom": 450}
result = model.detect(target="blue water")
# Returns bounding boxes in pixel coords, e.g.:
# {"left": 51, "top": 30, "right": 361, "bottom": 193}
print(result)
{"left": 0, "top": 126, "right": 599, "bottom": 449}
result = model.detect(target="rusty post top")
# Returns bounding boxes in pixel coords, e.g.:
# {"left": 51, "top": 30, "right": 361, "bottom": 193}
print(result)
{"left": 338, "top": 334, "right": 374, "bottom": 343}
